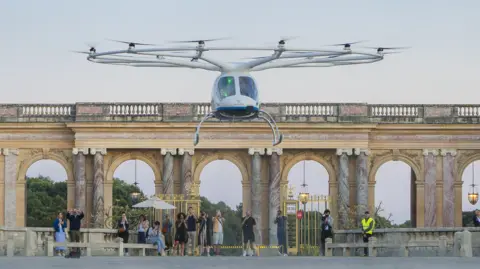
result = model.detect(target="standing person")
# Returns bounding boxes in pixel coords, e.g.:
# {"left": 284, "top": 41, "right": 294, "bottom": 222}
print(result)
{"left": 241, "top": 210, "right": 257, "bottom": 257}
{"left": 53, "top": 212, "right": 67, "bottom": 256}
{"left": 274, "top": 209, "right": 288, "bottom": 256}
{"left": 205, "top": 212, "right": 213, "bottom": 255}
{"left": 137, "top": 215, "right": 148, "bottom": 244}
{"left": 360, "top": 211, "right": 375, "bottom": 257}
{"left": 320, "top": 209, "right": 334, "bottom": 256}
{"left": 198, "top": 211, "right": 208, "bottom": 256}
{"left": 185, "top": 207, "right": 198, "bottom": 256}
{"left": 117, "top": 213, "right": 130, "bottom": 256}
{"left": 65, "top": 208, "right": 84, "bottom": 258}
{"left": 212, "top": 210, "right": 225, "bottom": 256}
{"left": 174, "top": 212, "right": 188, "bottom": 256}
{"left": 162, "top": 214, "right": 173, "bottom": 252}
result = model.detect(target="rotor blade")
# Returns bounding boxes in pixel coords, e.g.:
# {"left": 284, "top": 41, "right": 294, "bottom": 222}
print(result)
{"left": 71, "top": 50, "right": 90, "bottom": 54}
{"left": 382, "top": 51, "right": 402, "bottom": 54}
{"left": 168, "top": 37, "right": 231, "bottom": 43}
{"left": 107, "top": 39, "right": 158, "bottom": 46}
{"left": 329, "top": 40, "right": 367, "bottom": 46}
{"left": 363, "top": 46, "right": 410, "bottom": 50}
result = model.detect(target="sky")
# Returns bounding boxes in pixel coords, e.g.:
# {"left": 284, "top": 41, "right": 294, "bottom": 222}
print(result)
{"left": 2, "top": 0, "right": 479, "bottom": 224}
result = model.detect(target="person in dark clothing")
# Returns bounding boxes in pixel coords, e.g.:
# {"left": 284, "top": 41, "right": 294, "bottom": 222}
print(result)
{"left": 65, "top": 208, "right": 84, "bottom": 257}
{"left": 241, "top": 210, "right": 256, "bottom": 256}
{"left": 162, "top": 214, "right": 173, "bottom": 251}
{"left": 174, "top": 212, "right": 188, "bottom": 256}
{"left": 274, "top": 209, "right": 288, "bottom": 256}
{"left": 320, "top": 209, "right": 334, "bottom": 256}
{"left": 117, "top": 213, "right": 130, "bottom": 256}
{"left": 473, "top": 210, "right": 480, "bottom": 227}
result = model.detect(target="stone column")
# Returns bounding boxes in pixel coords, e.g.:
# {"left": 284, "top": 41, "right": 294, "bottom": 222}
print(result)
{"left": 161, "top": 148, "right": 177, "bottom": 196}
{"left": 441, "top": 149, "right": 456, "bottom": 227}
{"left": 249, "top": 148, "right": 265, "bottom": 244}
{"left": 90, "top": 148, "right": 106, "bottom": 228}
{"left": 179, "top": 148, "right": 194, "bottom": 198}
{"left": 354, "top": 148, "right": 369, "bottom": 221}
{"left": 336, "top": 148, "right": 352, "bottom": 229}
{"left": 72, "top": 148, "right": 88, "bottom": 212}
{"left": 266, "top": 148, "right": 282, "bottom": 245}
{"left": 423, "top": 149, "right": 438, "bottom": 227}
{"left": 2, "top": 148, "right": 18, "bottom": 228}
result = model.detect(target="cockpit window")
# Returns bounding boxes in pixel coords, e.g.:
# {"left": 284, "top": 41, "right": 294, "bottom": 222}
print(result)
{"left": 239, "top": 76, "right": 258, "bottom": 100}
{"left": 217, "top": 76, "right": 236, "bottom": 100}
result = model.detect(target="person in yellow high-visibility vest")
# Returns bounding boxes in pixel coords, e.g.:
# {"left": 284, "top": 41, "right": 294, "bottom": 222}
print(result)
{"left": 360, "top": 211, "right": 375, "bottom": 256}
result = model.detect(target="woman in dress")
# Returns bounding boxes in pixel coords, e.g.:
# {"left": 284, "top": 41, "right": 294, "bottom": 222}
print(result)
{"left": 53, "top": 212, "right": 67, "bottom": 256}
{"left": 137, "top": 215, "right": 148, "bottom": 244}
{"left": 174, "top": 212, "right": 187, "bottom": 256}
{"left": 117, "top": 213, "right": 130, "bottom": 256}
{"left": 147, "top": 221, "right": 166, "bottom": 256}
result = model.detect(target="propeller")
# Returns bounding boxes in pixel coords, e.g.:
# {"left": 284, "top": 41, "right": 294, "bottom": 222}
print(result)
{"left": 168, "top": 37, "right": 230, "bottom": 45}
{"left": 362, "top": 46, "right": 410, "bottom": 53}
{"left": 278, "top": 36, "right": 298, "bottom": 45}
{"left": 328, "top": 40, "right": 367, "bottom": 49}
{"left": 107, "top": 39, "right": 158, "bottom": 48}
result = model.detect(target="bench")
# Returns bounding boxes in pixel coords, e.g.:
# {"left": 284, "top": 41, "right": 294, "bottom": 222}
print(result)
{"left": 46, "top": 237, "right": 159, "bottom": 257}
{"left": 325, "top": 236, "right": 450, "bottom": 257}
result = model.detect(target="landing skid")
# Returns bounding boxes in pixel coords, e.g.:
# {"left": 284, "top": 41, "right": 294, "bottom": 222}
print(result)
{"left": 193, "top": 110, "right": 283, "bottom": 146}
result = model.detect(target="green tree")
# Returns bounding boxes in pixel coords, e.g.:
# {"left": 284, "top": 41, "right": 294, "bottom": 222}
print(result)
{"left": 26, "top": 176, "right": 67, "bottom": 227}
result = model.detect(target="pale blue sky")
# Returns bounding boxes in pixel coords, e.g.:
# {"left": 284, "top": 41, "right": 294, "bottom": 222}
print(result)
{"left": 3, "top": 0, "right": 479, "bottom": 223}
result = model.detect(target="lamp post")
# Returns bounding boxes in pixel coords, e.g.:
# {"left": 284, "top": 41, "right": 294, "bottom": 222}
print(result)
{"left": 468, "top": 162, "right": 479, "bottom": 205}
{"left": 298, "top": 160, "right": 309, "bottom": 254}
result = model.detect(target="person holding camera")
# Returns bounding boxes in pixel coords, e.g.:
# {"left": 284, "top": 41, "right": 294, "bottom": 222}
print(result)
{"left": 117, "top": 213, "right": 130, "bottom": 256}
{"left": 274, "top": 209, "right": 288, "bottom": 256}
{"left": 65, "top": 208, "right": 84, "bottom": 258}
{"left": 320, "top": 209, "right": 334, "bottom": 256}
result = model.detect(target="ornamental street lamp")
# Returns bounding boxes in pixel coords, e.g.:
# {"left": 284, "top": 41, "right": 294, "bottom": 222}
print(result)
{"left": 468, "top": 162, "right": 478, "bottom": 205}
{"left": 130, "top": 159, "right": 141, "bottom": 204}
{"left": 298, "top": 160, "right": 309, "bottom": 205}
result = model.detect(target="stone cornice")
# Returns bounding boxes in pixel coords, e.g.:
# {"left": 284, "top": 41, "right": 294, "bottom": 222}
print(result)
{"left": 90, "top": 148, "right": 107, "bottom": 155}
{"left": 161, "top": 148, "right": 177, "bottom": 156}
{"left": 266, "top": 148, "right": 283, "bottom": 155}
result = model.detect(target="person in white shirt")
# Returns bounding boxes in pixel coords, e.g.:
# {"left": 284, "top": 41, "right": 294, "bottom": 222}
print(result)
{"left": 212, "top": 210, "right": 225, "bottom": 256}
{"left": 147, "top": 221, "right": 166, "bottom": 256}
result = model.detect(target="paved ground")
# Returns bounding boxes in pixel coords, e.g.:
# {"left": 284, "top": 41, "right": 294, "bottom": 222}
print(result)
{"left": 1, "top": 256, "right": 478, "bottom": 269}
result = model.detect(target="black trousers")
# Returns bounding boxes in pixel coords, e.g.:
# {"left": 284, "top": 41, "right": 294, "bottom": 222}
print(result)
{"left": 362, "top": 233, "right": 372, "bottom": 256}
{"left": 119, "top": 232, "right": 129, "bottom": 253}
{"left": 320, "top": 230, "right": 333, "bottom": 256}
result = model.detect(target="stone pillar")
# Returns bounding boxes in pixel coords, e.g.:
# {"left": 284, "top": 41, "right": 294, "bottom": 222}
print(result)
{"left": 72, "top": 148, "right": 88, "bottom": 212}
{"left": 441, "top": 149, "right": 456, "bottom": 227}
{"left": 266, "top": 148, "right": 282, "bottom": 245}
{"left": 354, "top": 148, "right": 369, "bottom": 221}
{"left": 161, "top": 148, "right": 177, "bottom": 196}
{"left": 179, "top": 148, "right": 194, "bottom": 198}
{"left": 249, "top": 148, "right": 265, "bottom": 245}
{"left": 336, "top": 148, "right": 352, "bottom": 229}
{"left": 90, "top": 148, "right": 106, "bottom": 228}
{"left": 423, "top": 149, "right": 438, "bottom": 227}
{"left": 2, "top": 148, "right": 18, "bottom": 227}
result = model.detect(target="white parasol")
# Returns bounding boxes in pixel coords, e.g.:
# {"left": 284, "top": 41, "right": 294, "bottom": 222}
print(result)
{"left": 132, "top": 196, "right": 176, "bottom": 210}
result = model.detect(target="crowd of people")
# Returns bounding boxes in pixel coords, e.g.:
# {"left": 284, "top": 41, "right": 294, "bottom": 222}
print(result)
{"left": 51, "top": 206, "right": 376, "bottom": 257}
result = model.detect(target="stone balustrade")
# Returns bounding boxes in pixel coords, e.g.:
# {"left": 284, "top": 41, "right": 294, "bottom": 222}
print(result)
{"left": 1, "top": 226, "right": 480, "bottom": 257}
{"left": 0, "top": 103, "right": 479, "bottom": 123}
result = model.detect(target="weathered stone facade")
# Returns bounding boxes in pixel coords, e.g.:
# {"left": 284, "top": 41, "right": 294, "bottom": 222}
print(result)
{"left": 0, "top": 102, "right": 480, "bottom": 245}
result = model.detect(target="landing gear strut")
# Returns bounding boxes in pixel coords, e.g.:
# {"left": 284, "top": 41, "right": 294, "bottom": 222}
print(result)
{"left": 193, "top": 110, "right": 283, "bottom": 146}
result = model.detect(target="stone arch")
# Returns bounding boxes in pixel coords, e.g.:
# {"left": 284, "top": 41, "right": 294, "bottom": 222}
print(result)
{"left": 18, "top": 152, "right": 73, "bottom": 183}
{"left": 369, "top": 154, "right": 422, "bottom": 184}
{"left": 193, "top": 153, "right": 249, "bottom": 184}
{"left": 106, "top": 152, "right": 161, "bottom": 183}
{"left": 281, "top": 153, "right": 336, "bottom": 184}
{"left": 456, "top": 153, "right": 480, "bottom": 182}
{"left": 369, "top": 154, "right": 421, "bottom": 227}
